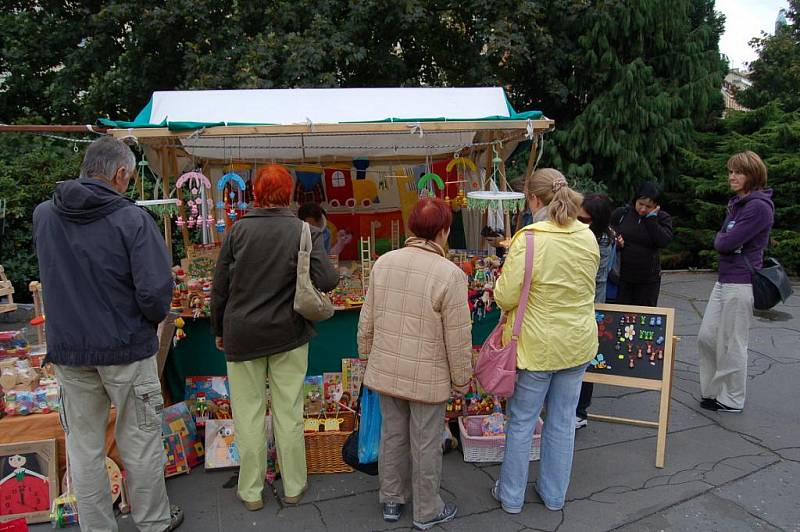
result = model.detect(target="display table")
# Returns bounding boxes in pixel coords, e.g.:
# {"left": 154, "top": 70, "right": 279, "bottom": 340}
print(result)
{"left": 164, "top": 308, "right": 501, "bottom": 401}
{"left": 0, "top": 411, "right": 121, "bottom": 479}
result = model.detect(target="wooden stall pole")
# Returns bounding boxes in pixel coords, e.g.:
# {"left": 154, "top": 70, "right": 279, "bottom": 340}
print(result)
{"left": 497, "top": 138, "right": 512, "bottom": 240}
{"left": 201, "top": 160, "right": 216, "bottom": 246}
{"left": 159, "top": 149, "right": 174, "bottom": 263}
{"left": 482, "top": 133, "right": 494, "bottom": 236}
{"left": 170, "top": 148, "right": 192, "bottom": 257}
{"left": 517, "top": 136, "right": 540, "bottom": 233}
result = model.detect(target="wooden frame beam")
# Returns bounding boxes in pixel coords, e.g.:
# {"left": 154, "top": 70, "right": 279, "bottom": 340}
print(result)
{"left": 109, "top": 119, "right": 555, "bottom": 141}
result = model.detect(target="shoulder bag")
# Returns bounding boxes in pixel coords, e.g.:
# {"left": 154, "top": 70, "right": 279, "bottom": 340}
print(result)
{"left": 474, "top": 231, "right": 535, "bottom": 397}
{"left": 293, "top": 222, "right": 335, "bottom": 321}
{"left": 742, "top": 254, "right": 794, "bottom": 310}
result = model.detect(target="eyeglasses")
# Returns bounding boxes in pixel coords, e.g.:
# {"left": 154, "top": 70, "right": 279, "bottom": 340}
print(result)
{"left": 577, "top": 216, "right": 592, "bottom": 224}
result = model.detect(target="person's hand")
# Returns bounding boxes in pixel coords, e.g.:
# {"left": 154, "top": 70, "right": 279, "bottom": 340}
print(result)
{"left": 452, "top": 381, "right": 470, "bottom": 395}
{"left": 215, "top": 336, "right": 224, "bottom": 352}
{"left": 616, "top": 234, "right": 625, "bottom": 248}
{"left": 646, "top": 205, "right": 660, "bottom": 218}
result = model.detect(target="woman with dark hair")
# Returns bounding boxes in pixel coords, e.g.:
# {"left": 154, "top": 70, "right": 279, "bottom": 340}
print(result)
{"left": 358, "top": 198, "right": 473, "bottom": 529}
{"left": 211, "top": 164, "right": 339, "bottom": 511}
{"left": 611, "top": 182, "right": 673, "bottom": 306}
{"left": 575, "top": 193, "right": 615, "bottom": 428}
{"left": 697, "top": 151, "right": 774, "bottom": 413}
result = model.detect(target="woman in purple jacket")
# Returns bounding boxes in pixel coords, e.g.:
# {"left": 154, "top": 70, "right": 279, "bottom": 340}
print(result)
{"left": 698, "top": 151, "right": 774, "bottom": 413}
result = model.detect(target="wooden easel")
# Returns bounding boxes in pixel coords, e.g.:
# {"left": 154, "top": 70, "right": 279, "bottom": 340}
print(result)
{"left": 585, "top": 303, "right": 679, "bottom": 468}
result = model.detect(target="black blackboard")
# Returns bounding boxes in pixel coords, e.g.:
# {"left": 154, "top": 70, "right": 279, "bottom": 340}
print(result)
{"left": 588, "top": 304, "right": 675, "bottom": 381}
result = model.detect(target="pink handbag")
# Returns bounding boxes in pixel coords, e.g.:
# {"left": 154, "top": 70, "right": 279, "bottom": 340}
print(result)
{"left": 474, "top": 231, "right": 535, "bottom": 397}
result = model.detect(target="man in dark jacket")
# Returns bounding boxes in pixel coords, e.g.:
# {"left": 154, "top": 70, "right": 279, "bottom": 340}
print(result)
{"left": 33, "top": 137, "right": 182, "bottom": 531}
{"left": 697, "top": 151, "right": 774, "bottom": 413}
{"left": 611, "top": 182, "right": 673, "bottom": 306}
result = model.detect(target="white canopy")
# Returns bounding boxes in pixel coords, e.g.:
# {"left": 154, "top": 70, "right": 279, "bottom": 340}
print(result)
{"left": 106, "top": 87, "right": 552, "bottom": 162}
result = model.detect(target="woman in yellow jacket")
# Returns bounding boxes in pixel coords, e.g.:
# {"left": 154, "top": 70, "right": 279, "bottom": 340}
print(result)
{"left": 491, "top": 169, "right": 599, "bottom": 513}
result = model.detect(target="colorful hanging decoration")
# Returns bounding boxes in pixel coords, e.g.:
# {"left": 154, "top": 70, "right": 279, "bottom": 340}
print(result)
{"left": 216, "top": 171, "right": 248, "bottom": 229}
{"left": 446, "top": 156, "right": 476, "bottom": 208}
{"left": 466, "top": 143, "right": 526, "bottom": 213}
{"left": 417, "top": 172, "right": 445, "bottom": 198}
{"left": 175, "top": 171, "right": 213, "bottom": 231}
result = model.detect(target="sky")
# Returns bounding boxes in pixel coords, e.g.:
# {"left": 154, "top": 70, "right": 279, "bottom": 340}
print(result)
{"left": 717, "top": 0, "right": 790, "bottom": 69}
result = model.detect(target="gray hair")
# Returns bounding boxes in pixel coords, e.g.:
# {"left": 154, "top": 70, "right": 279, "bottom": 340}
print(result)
{"left": 79, "top": 137, "right": 136, "bottom": 181}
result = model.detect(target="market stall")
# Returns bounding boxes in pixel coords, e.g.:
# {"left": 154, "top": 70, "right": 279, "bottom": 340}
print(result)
{"left": 102, "top": 87, "right": 554, "bottom": 395}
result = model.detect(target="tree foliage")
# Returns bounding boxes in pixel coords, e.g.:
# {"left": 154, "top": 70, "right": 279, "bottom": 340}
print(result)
{"left": 737, "top": 0, "right": 800, "bottom": 112}
{"left": 542, "top": 0, "right": 727, "bottom": 200}
{"left": 0, "top": 0, "right": 734, "bottom": 294}
{"left": 0, "top": 134, "right": 82, "bottom": 299}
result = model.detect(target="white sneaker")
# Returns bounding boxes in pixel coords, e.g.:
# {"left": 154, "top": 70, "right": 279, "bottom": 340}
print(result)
{"left": 575, "top": 416, "right": 588, "bottom": 429}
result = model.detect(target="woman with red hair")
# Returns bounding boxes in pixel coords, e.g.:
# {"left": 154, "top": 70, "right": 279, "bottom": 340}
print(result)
{"left": 358, "top": 198, "right": 473, "bottom": 529}
{"left": 211, "top": 164, "right": 338, "bottom": 511}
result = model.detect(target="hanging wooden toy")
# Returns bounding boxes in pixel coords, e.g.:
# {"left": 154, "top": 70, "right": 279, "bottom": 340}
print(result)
{"left": 446, "top": 155, "right": 477, "bottom": 208}
{"left": 417, "top": 172, "right": 445, "bottom": 199}
{"left": 175, "top": 170, "right": 213, "bottom": 231}
{"left": 216, "top": 171, "right": 248, "bottom": 230}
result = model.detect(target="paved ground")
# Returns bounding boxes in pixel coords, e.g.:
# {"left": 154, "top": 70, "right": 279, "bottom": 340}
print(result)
{"left": 23, "top": 272, "right": 800, "bottom": 531}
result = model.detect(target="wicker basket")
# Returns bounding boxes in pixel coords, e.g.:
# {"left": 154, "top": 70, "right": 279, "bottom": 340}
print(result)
{"left": 304, "top": 411, "right": 355, "bottom": 474}
{"left": 458, "top": 415, "right": 541, "bottom": 463}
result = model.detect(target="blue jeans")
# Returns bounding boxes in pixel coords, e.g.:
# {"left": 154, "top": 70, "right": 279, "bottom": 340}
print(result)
{"left": 497, "top": 363, "right": 588, "bottom": 511}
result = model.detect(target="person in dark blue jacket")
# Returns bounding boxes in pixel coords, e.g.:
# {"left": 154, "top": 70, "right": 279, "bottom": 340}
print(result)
{"left": 611, "top": 182, "right": 673, "bottom": 307}
{"left": 33, "top": 136, "right": 183, "bottom": 532}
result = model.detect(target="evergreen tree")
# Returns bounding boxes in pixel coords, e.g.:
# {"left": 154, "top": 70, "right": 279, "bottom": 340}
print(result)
{"left": 737, "top": 0, "right": 800, "bottom": 112}
{"left": 542, "top": 0, "right": 727, "bottom": 201}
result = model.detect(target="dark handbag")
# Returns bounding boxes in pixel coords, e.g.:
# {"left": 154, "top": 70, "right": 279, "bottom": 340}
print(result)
{"left": 341, "top": 385, "right": 379, "bottom": 475}
{"left": 742, "top": 255, "right": 794, "bottom": 310}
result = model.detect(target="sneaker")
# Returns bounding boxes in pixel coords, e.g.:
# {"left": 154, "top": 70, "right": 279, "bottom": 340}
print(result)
{"left": 413, "top": 502, "right": 457, "bottom": 530}
{"left": 713, "top": 400, "right": 742, "bottom": 413}
{"left": 700, "top": 398, "right": 719, "bottom": 411}
{"left": 282, "top": 484, "right": 308, "bottom": 505}
{"left": 237, "top": 492, "right": 264, "bottom": 511}
{"left": 491, "top": 482, "right": 522, "bottom": 514}
{"left": 575, "top": 416, "right": 588, "bottom": 429}
{"left": 166, "top": 504, "right": 184, "bottom": 531}
{"left": 382, "top": 502, "right": 403, "bottom": 522}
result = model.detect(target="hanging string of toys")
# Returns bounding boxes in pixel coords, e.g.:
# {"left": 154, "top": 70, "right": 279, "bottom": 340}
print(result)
{"left": 176, "top": 170, "right": 213, "bottom": 231}
{"left": 216, "top": 171, "right": 248, "bottom": 231}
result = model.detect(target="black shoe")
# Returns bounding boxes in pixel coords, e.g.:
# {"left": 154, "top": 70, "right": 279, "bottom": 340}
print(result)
{"left": 166, "top": 504, "right": 184, "bottom": 531}
{"left": 413, "top": 502, "right": 457, "bottom": 530}
{"left": 700, "top": 397, "right": 717, "bottom": 410}
{"left": 713, "top": 400, "right": 742, "bottom": 413}
{"left": 383, "top": 502, "right": 403, "bottom": 522}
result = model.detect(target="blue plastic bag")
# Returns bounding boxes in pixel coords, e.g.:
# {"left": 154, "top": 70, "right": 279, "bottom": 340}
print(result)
{"left": 357, "top": 386, "right": 382, "bottom": 464}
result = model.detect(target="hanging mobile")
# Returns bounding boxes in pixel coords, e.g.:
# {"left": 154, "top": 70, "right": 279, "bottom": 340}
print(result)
{"left": 176, "top": 170, "right": 212, "bottom": 232}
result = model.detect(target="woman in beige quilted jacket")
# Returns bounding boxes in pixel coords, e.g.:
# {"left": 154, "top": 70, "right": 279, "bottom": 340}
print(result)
{"left": 357, "top": 198, "right": 473, "bottom": 530}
